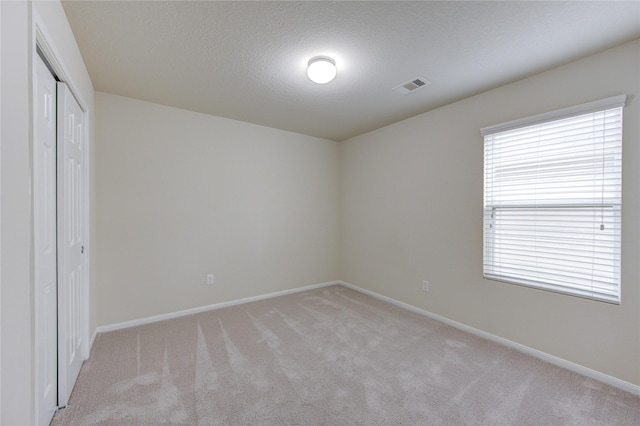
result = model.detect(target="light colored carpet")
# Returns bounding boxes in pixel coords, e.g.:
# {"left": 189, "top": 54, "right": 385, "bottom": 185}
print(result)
{"left": 52, "top": 285, "right": 640, "bottom": 425}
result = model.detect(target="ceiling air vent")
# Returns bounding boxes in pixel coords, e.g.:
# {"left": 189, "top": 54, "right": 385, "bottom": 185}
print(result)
{"left": 392, "top": 76, "right": 432, "bottom": 96}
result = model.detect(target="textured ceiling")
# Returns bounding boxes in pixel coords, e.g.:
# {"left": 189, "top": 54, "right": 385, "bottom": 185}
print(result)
{"left": 62, "top": 1, "right": 640, "bottom": 141}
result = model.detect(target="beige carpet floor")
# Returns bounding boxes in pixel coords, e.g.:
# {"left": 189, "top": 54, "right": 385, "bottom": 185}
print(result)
{"left": 52, "top": 285, "right": 640, "bottom": 425}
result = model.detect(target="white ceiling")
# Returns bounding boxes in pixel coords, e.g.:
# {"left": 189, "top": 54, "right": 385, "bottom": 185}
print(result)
{"left": 62, "top": 1, "right": 640, "bottom": 141}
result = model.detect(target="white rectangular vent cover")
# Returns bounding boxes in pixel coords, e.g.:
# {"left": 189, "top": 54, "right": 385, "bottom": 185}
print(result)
{"left": 392, "top": 76, "right": 432, "bottom": 95}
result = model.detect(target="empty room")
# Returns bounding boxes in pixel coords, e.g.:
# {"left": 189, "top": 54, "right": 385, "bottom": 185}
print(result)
{"left": 1, "top": 1, "right": 640, "bottom": 425}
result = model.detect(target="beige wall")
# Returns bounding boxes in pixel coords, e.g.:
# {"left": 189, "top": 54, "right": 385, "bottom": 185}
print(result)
{"left": 95, "top": 92, "right": 340, "bottom": 326}
{"left": 340, "top": 39, "right": 640, "bottom": 386}
{"left": 0, "top": 1, "right": 95, "bottom": 424}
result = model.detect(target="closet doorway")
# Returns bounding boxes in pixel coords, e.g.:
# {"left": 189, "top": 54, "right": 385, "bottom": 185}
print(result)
{"left": 34, "top": 48, "right": 87, "bottom": 426}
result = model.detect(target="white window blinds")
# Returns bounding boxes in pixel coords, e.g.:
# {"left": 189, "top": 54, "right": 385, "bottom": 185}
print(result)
{"left": 481, "top": 95, "right": 625, "bottom": 303}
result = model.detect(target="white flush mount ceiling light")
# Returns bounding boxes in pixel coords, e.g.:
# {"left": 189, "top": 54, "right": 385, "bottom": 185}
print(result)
{"left": 307, "top": 56, "right": 337, "bottom": 84}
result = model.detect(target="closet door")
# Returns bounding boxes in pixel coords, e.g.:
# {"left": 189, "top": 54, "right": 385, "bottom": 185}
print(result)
{"left": 57, "top": 81, "right": 86, "bottom": 406}
{"left": 34, "top": 53, "right": 58, "bottom": 426}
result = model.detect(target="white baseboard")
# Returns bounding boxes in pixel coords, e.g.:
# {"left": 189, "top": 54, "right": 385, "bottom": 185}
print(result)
{"left": 95, "top": 280, "right": 339, "bottom": 334}
{"left": 338, "top": 280, "right": 640, "bottom": 396}
{"left": 90, "top": 329, "right": 97, "bottom": 350}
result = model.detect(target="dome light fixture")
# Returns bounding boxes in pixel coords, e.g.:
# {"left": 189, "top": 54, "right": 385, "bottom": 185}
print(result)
{"left": 307, "top": 56, "right": 337, "bottom": 84}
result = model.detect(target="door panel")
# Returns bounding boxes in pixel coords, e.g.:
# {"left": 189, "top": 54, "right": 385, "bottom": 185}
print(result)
{"left": 34, "top": 54, "right": 58, "bottom": 426}
{"left": 57, "top": 82, "right": 86, "bottom": 407}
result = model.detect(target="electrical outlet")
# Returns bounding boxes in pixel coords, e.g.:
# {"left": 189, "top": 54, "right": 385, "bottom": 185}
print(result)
{"left": 207, "top": 273, "right": 215, "bottom": 285}
{"left": 422, "top": 280, "right": 430, "bottom": 292}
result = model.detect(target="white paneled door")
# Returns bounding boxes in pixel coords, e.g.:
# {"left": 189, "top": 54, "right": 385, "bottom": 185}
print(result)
{"left": 34, "top": 54, "right": 59, "bottom": 426}
{"left": 57, "top": 81, "right": 86, "bottom": 407}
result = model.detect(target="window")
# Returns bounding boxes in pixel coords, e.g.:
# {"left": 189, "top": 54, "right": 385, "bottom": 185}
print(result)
{"left": 481, "top": 95, "right": 625, "bottom": 303}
